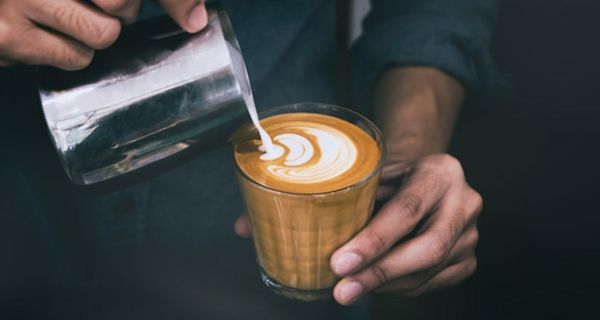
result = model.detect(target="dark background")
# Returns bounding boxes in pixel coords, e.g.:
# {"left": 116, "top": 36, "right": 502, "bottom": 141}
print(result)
{"left": 2, "top": 1, "right": 599, "bottom": 319}
{"left": 375, "top": 0, "right": 600, "bottom": 318}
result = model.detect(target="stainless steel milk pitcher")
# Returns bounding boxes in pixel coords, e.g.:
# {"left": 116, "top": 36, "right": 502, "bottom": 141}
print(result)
{"left": 37, "top": 2, "right": 250, "bottom": 185}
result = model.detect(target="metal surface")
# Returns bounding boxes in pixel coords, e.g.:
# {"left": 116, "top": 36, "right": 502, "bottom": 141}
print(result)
{"left": 37, "top": 3, "right": 250, "bottom": 185}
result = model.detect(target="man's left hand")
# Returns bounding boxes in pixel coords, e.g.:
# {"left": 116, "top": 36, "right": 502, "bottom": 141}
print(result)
{"left": 329, "top": 154, "right": 482, "bottom": 305}
{"left": 234, "top": 154, "right": 482, "bottom": 305}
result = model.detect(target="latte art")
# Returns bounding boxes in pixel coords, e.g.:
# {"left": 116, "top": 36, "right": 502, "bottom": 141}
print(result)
{"left": 263, "top": 128, "right": 358, "bottom": 183}
{"left": 234, "top": 113, "right": 380, "bottom": 194}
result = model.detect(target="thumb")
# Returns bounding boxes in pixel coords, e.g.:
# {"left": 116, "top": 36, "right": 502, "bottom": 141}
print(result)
{"left": 158, "top": 0, "right": 208, "bottom": 33}
{"left": 234, "top": 214, "right": 252, "bottom": 238}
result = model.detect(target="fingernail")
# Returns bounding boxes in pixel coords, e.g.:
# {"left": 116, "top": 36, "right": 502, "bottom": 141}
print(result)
{"left": 335, "top": 252, "right": 362, "bottom": 275}
{"left": 187, "top": 4, "right": 207, "bottom": 32}
{"left": 339, "top": 281, "right": 363, "bottom": 304}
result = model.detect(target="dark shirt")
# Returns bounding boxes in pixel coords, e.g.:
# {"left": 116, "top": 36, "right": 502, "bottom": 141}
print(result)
{"left": 0, "top": 1, "right": 501, "bottom": 319}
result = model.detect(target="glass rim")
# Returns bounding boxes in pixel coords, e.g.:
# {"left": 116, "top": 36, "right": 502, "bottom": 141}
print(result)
{"left": 233, "top": 102, "right": 386, "bottom": 196}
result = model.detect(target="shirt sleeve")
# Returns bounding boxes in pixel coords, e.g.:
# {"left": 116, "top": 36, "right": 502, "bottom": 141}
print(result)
{"left": 350, "top": 0, "right": 509, "bottom": 112}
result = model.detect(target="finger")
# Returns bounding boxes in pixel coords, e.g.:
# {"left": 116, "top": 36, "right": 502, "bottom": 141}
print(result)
{"left": 91, "top": 0, "right": 143, "bottom": 24}
{"left": 337, "top": 204, "right": 471, "bottom": 296}
{"left": 331, "top": 163, "right": 453, "bottom": 276}
{"left": 6, "top": 26, "right": 94, "bottom": 70}
{"left": 403, "top": 256, "right": 477, "bottom": 297}
{"left": 334, "top": 224, "right": 477, "bottom": 304}
{"left": 234, "top": 214, "right": 252, "bottom": 238}
{"left": 25, "top": 0, "right": 121, "bottom": 50}
{"left": 158, "top": 0, "right": 207, "bottom": 33}
{"left": 376, "top": 225, "right": 478, "bottom": 293}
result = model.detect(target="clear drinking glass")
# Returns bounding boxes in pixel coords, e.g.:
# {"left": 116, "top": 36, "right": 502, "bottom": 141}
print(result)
{"left": 233, "top": 103, "right": 385, "bottom": 300}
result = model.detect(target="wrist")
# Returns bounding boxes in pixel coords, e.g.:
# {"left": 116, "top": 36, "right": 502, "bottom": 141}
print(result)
{"left": 373, "top": 67, "right": 464, "bottom": 164}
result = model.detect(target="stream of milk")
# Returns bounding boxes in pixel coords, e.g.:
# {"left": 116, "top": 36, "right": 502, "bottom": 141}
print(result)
{"left": 229, "top": 42, "right": 283, "bottom": 161}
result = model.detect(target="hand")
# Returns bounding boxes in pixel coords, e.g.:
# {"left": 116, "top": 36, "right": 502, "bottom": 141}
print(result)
{"left": 233, "top": 67, "right": 476, "bottom": 305}
{"left": 0, "top": 0, "right": 121, "bottom": 70}
{"left": 0, "top": 0, "right": 207, "bottom": 70}
{"left": 233, "top": 154, "right": 482, "bottom": 304}
{"left": 329, "top": 154, "right": 482, "bottom": 304}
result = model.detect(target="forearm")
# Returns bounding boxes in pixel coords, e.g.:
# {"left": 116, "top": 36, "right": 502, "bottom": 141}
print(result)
{"left": 373, "top": 67, "right": 464, "bottom": 167}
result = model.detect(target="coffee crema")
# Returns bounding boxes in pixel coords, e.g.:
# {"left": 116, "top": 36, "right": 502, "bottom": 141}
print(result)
{"left": 234, "top": 113, "right": 380, "bottom": 194}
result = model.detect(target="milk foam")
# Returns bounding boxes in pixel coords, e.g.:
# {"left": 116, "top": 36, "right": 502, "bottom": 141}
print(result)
{"left": 265, "top": 126, "right": 358, "bottom": 183}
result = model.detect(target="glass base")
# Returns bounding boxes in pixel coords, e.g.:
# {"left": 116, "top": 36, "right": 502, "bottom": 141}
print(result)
{"left": 259, "top": 268, "right": 332, "bottom": 301}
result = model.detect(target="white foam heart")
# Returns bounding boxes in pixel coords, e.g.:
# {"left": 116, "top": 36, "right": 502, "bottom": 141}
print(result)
{"left": 263, "top": 126, "right": 357, "bottom": 183}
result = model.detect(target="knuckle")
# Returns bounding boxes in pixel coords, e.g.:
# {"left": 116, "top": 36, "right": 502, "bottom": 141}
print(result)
{"left": 466, "top": 257, "right": 478, "bottom": 277}
{"left": 468, "top": 228, "right": 479, "bottom": 247}
{"left": 49, "top": 2, "right": 68, "bottom": 21}
{"left": 470, "top": 190, "right": 484, "bottom": 216}
{"left": 90, "top": 18, "right": 121, "bottom": 49}
{"left": 51, "top": 4, "right": 74, "bottom": 25}
{"left": 395, "top": 192, "right": 423, "bottom": 219}
{"left": 426, "top": 233, "right": 451, "bottom": 266}
{"left": 49, "top": 4, "right": 121, "bottom": 49}
{"left": 429, "top": 154, "right": 464, "bottom": 176}
{"left": 362, "top": 229, "right": 388, "bottom": 254}
{"left": 441, "top": 153, "right": 461, "bottom": 168}
{"left": 0, "top": 23, "right": 12, "bottom": 48}
{"left": 444, "top": 155, "right": 464, "bottom": 176}
{"left": 371, "top": 263, "right": 391, "bottom": 287}
{"left": 446, "top": 219, "right": 461, "bottom": 245}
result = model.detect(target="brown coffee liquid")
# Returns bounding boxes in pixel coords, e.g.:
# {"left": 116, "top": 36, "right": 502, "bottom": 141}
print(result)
{"left": 234, "top": 113, "right": 381, "bottom": 291}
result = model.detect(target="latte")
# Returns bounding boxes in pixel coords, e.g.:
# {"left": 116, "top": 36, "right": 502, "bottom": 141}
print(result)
{"left": 233, "top": 106, "right": 383, "bottom": 299}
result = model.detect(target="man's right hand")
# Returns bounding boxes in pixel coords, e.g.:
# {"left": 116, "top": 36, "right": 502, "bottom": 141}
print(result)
{"left": 0, "top": 0, "right": 122, "bottom": 70}
{"left": 0, "top": 0, "right": 207, "bottom": 71}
